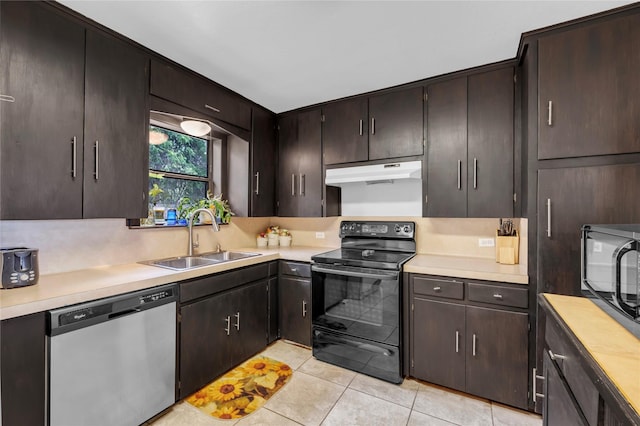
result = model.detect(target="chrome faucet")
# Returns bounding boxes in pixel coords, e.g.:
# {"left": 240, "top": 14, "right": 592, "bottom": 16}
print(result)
{"left": 188, "top": 208, "right": 220, "bottom": 256}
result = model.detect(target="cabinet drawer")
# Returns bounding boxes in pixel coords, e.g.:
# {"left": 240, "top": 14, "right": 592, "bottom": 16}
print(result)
{"left": 150, "top": 59, "right": 251, "bottom": 130}
{"left": 279, "top": 261, "right": 311, "bottom": 278}
{"left": 412, "top": 276, "right": 463, "bottom": 300}
{"left": 180, "top": 263, "right": 269, "bottom": 303}
{"left": 467, "top": 282, "right": 528, "bottom": 308}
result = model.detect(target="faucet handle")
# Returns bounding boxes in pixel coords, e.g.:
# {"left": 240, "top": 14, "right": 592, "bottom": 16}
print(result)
{"left": 216, "top": 243, "right": 222, "bottom": 253}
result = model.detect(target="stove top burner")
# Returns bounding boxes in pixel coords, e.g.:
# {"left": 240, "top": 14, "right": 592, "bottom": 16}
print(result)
{"left": 311, "top": 248, "right": 414, "bottom": 270}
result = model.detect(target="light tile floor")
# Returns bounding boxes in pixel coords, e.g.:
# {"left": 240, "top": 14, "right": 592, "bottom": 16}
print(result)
{"left": 150, "top": 341, "right": 542, "bottom": 426}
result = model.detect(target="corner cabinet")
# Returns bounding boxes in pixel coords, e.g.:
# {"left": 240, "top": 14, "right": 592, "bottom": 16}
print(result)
{"left": 425, "top": 66, "right": 514, "bottom": 218}
{"left": 409, "top": 274, "right": 529, "bottom": 409}
{"left": 277, "top": 110, "right": 323, "bottom": 217}
{"left": 0, "top": 2, "right": 148, "bottom": 219}
{"left": 250, "top": 107, "right": 277, "bottom": 216}
{"left": 178, "top": 264, "right": 269, "bottom": 398}
{"left": 321, "top": 87, "right": 424, "bottom": 166}
{"left": 537, "top": 12, "right": 640, "bottom": 160}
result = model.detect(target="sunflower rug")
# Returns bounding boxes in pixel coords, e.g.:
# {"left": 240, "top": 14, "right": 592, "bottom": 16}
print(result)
{"left": 186, "top": 356, "right": 292, "bottom": 420}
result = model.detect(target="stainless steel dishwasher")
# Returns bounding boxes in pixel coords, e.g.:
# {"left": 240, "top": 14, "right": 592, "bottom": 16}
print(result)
{"left": 47, "top": 283, "right": 177, "bottom": 426}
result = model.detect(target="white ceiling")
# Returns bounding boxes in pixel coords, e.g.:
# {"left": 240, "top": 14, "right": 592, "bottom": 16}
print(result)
{"left": 59, "top": 1, "right": 634, "bottom": 113}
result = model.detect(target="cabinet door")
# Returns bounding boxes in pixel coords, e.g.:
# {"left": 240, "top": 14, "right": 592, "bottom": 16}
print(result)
{"left": 538, "top": 14, "right": 640, "bottom": 159}
{"left": 542, "top": 351, "right": 589, "bottom": 426}
{"left": 0, "top": 2, "right": 85, "bottom": 219}
{"left": 1, "top": 312, "right": 46, "bottom": 426}
{"left": 412, "top": 298, "right": 465, "bottom": 391}
{"left": 277, "top": 114, "right": 299, "bottom": 216}
{"left": 466, "top": 306, "right": 528, "bottom": 409}
{"left": 369, "top": 87, "right": 424, "bottom": 160}
{"left": 297, "top": 109, "right": 323, "bottom": 217}
{"left": 425, "top": 77, "right": 467, "bottom": 217}
{"left": 538, "top": 164, "right": 640, "bottom": 296}
{"left": 322, "top": 98, "right": 368, "bottom": 164}
{"left": 251, "top": 107, "right": 277, "bottom": 216}
{"left": 231, "top": 281, "right": 269, "bottom": 362}
{"left": 179, "top": 291, "right": 235, "bottom": 398}
{"left": 83, "top": 30, "right": 148, "bottom": 218}
{"left": 467, "top": 67, "right": 514, "bottom": 218}
{"left": 279, "top": 276, "right": 311, "bottom": 346}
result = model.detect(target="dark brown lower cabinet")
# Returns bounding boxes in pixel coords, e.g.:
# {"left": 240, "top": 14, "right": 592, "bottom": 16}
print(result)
{"left": 410, "top": 274, "right": 529, "bottom": 410}
{"left": 278, "top": 261, "right": 311, "bottom": 346}
{"left": 179, "top": 280, "right": 268, "bottom": 398}
{"left": 542, "top": 351, "right": 589, "bottom": 426}
{"left": 1, "top": 312, "right": 46, "bottom": 426}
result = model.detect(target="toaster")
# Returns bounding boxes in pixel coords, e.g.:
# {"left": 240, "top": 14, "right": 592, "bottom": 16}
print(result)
{"left": 1, "top": 247, "right": 39, "bottom": 289}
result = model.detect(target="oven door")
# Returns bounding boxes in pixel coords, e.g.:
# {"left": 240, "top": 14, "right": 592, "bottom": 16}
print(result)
{"left": 311, "top": 264, "right": 401, "bottom": 346}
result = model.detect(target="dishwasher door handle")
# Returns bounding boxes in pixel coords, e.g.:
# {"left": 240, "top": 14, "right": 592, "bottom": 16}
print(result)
{"left": 108, "top": 308, "right": 141, "bottom": 320}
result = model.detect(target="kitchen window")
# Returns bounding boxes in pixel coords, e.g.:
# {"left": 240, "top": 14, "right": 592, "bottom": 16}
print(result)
{"left": 148, "top": 124, "right": 210, "bottom": 208}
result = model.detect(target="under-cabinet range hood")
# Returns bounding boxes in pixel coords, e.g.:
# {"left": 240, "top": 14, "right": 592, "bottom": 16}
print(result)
{"left": 325, "top": 161, "right": 422, "bottom": 186}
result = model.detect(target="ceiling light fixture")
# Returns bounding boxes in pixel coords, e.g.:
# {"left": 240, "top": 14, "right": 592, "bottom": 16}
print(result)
{"left": 180, "top": 120, "right": 212, "bottom": 137}
{"left": 149, "top": 129, "right": 169, "bottom": 145}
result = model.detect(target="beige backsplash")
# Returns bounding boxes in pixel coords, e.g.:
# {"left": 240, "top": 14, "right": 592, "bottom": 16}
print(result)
{"left": 0, "top": 216, "right": 526, "bottom": 275}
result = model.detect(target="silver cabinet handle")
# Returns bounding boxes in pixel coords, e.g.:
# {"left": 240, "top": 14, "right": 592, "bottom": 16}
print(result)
{"left": 299, "top": 173, "right": 304, "bottom": 196}
{"left": 302, "top": 300, "right": 307, "bottom": 318}
{"left": 532, "top": 368, "right": 546, "bottom": 403}
{"left": 291, "top": 174, "right": 295, "bottom": 196}
{"left": 224, "top": 316, "right": 231, "bottom": 336}
{"left": 371, "top": 117, "right": 375, "bottom": 135}
{"left": 455, "top": 331, "right": 460, "bottom": 353}
{"left": 547, "top": 198, "right": 552, "bottom": 238}
{"left": 548, "top": 349, "right": 567, "bottom": 361}
{"left": 547, "top": 100, "right": 553, "bottom": 126}
{"left": 205, "top": 104, "right": 221, "bottom": 113}
{"left": 93, "top": 141, "right": 99, "bottom": 180}
{"left": 433, "top": 286, "right": 441, "bottom": 292}
{"left": 0, "top": 94, "right": 16, "bottom": 103}
{"left": 234, "top": 312, "right": 240, "bottom": 331}
{"left": 473, "top": 158, "right": 478, "bottom": 189}
{"left": 457, "top": 160, "right": 462, "bottom": 190}
{"left": 254, "top": 172, "right": 260, "bottom": 195}
{"left": 291, "top": 267, "right": 297, "bottom": 272}
{"left": 359, "top": 119, "right": 363, "bottom": 136}
{"left": 301, "top": 174, "right": 306, "bottom": 196}
{"left": 472, "top": 334, "right": 477, "bottom": 357}
{"left": 71, "top": 137, "right": 77, "bottom": 178}
{"left": 493, "top": 293, "right": 503, "bottom": 300}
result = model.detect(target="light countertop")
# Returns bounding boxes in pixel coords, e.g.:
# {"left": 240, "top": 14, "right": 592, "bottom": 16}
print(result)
{"left": 404, "top": 254, "right": 528, "bottom": 284}
{"left": 542, "top": 294, "right": 640, "bottom": 417}
{"left": 1, "top": 247, "right": 528, "bottom": 320}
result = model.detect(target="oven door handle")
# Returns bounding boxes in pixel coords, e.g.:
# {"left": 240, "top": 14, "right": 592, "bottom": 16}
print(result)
{"left": 311, "top": 265, "right": 399, "bottom": 280}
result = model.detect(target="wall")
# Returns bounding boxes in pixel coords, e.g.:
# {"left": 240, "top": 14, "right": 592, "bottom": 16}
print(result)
{"left": 0, "top": 216, "right": 526, "bottom": 275}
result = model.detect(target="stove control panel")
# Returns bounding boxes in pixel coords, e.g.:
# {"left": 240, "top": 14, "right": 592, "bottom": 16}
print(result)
{"left": 339, "top": 221, "right": 414, "bottom": 239}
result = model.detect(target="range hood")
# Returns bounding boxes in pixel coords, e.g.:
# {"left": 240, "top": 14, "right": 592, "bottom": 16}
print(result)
{"left": 325, "top": 160, "right": 422, "bottom": 186}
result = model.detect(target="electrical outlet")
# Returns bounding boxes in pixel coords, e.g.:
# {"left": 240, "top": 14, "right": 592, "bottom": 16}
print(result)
{"left": 315, "top": 232, "right": 325, "bottom": 239}
{"left": 479, "top": 238, "right": 495, "bottom": 247}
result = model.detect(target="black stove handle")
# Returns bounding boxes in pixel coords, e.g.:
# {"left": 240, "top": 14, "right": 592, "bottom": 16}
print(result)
{"left": 311, "top": 265, "right": 399, "bottom": 280}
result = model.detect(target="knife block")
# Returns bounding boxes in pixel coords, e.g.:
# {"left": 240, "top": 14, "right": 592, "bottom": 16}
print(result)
{"left": 495, "top": 230, "right": 519, "bottom": 264}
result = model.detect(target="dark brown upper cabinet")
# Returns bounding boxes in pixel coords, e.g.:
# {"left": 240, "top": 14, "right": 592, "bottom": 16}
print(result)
{"left": 250, "top": 107, "right": 277, "bottom": 216}
{"left": 537, "top": 12, "right": 640, "bottom": 160}
{"left": 83, "top": 29, "right": 149, "bottom": 219}
{"left": 150, "top": 59, "right": 252, "bottom": 131}
{"left": 0, "top": 2, "right": 148, "bottom": 220}
{"left": 426, "top": 66, "right": 514, "bottom": 218}
{"left": 322, "top": 87, "right": 423, "bottom": 165}
{"left": 322, "top": 97, "right": 368, "bottom": 165}
{"left": 0, "top": 1, "right": 85, "bottom": 219}
{"left": 277, "top": 109, "right": 323, "bottom": 217}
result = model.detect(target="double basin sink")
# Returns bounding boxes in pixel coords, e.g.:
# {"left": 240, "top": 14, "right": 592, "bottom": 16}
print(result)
{"left": 142, "top": 251, "right": 260, "bottom": 271}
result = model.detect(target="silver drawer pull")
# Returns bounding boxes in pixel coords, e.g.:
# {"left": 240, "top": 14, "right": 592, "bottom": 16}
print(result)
{"left": 455, "top": 331, "right": 460, "bottom": 353}
{"left": 234, "top": 312, "right": 240, "bottom": 331}
{"left": 302, "top": 300, "right": 307, "bottom": 318}
{"left": 291, "top": 268, "right": 297, "bottom": 272}
{"left": 548, "top": 349, "right": 567, "bottom": 361}
{"left": 433, "top": 286, "right": 441, "bottom": 292}
{"left": 224, "top": 316, "right": 231, "bottom": 336}
{"left": 205, "top": 104, "right": 221, "bottom": 113}
{"left": 493, "top": 293, "right": 503, "bottom": 300}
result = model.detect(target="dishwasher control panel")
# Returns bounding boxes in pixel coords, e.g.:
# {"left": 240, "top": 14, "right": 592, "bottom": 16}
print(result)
{"left": 140, "top": 288, "right": 174, "bottom": 304}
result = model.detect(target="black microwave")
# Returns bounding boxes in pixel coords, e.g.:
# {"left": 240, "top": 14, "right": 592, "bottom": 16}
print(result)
{"left": 582, "top": 224, "right": 640, "bottom": 323}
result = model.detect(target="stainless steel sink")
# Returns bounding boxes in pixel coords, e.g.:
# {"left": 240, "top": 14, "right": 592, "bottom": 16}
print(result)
{"left": 142, "top": 251, "right": 261, "bottom": 271}
{"left": 198, "top": 251, "right": 260, "bottom": 262}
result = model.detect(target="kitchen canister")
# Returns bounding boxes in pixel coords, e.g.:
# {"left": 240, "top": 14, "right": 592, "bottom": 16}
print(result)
{"left": 256, "top": 236, "right": 268, "bottom": 247}
{"left": 267, "top": 234, "right": 279, "bottom": 247}
{"left": 279, "top": 235, "right": 292, "bottom": 246}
